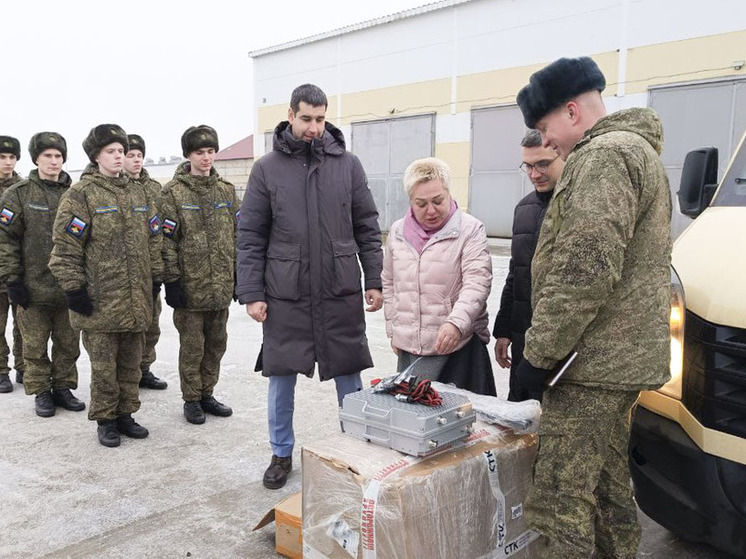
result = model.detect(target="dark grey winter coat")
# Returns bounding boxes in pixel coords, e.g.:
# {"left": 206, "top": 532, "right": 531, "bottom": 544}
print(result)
{"left": 236, "top": 122, "right": 382, "bottom": 380}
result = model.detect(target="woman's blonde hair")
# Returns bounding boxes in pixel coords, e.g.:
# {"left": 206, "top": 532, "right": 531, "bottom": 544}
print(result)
{"left": 403, "top": 157, "right": 451, "bottom": 197}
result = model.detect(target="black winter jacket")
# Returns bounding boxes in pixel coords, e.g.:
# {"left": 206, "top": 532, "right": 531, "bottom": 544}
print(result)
{"left": 492, "top": 189, "right": 552, "bottom": 357}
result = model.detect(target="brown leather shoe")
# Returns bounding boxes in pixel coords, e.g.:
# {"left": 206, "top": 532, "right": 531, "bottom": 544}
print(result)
{"left": 263, "top": 455, "right": 292, "bottom": 489}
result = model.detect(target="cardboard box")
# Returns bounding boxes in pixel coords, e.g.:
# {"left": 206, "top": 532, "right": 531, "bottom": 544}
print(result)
{"left": 253, "top": 492, "right": 302, "bottom": 559}
{"left": 302, "top": 423, "right": 539, "bottom": 559}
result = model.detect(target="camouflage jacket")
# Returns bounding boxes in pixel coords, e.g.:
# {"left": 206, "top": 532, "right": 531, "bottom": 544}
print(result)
{"left": 0, "top": 171, "right": 22, "bottom": 293}
{"left": 127, "top": 167, "right": 162, "bottom": 205}
{"left": 524, "top": 108, "right": 672, "bottom": 390}
{"left": 49, "top": 165, "right": 164, "bottom": 332}
{"left": 0, "top": 170, "right": 72, "bottom": 306}
{"left": 160, "top": 162, "right": 237, "bottom": 311}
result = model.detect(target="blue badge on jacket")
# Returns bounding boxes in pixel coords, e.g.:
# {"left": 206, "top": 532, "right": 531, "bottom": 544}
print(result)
{"left": 0, "top": 207, "right": 14, "bottom": 225}
{"left": 66, "top": 216, "right": 87, "bottom": 238}
{"left": 149, "top": 215, "right": 161, "bottom": 235}
{"left": 94, "top": 206, "right": 118, "bottom": 214}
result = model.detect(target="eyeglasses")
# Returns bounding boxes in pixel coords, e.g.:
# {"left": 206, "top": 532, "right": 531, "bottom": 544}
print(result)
{"left": 519, "top": 156, "right": 558, "bottom": 175}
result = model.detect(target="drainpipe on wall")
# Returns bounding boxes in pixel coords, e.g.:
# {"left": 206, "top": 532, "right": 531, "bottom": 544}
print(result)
{"left": 617, "top": 0, "right": 631, "bottom": 99}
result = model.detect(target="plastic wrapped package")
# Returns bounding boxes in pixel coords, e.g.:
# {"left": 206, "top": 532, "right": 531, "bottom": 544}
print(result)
{"left": 302, "top": 423, "right": 539, "bottom": 559}
{"left": 431, "top": 382, "right": 542, "bottom": 434}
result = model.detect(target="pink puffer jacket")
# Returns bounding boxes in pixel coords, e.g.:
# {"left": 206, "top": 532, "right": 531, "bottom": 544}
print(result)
{"left": 382, "top": 210, "right": 492, "bottom": 355}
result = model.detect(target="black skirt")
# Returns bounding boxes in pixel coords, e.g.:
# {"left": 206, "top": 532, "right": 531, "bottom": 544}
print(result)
{"left": 397, "top": 335, "right": 497, "bottom": 396}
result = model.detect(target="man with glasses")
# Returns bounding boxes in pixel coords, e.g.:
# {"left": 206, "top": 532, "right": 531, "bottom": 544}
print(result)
{"left": 492, "top": 129, "right": 564, "bottom": 401}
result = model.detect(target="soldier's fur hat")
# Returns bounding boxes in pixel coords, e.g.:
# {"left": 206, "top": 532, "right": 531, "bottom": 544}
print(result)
{"left": 181, "top": 125, "right": 219, "bottom": 157}
{"left": 127, "top": 134, "right": 146, "bottom": 157}
{"left": 82, "top": 124, "right": 129, "bottom": 163}
{"left": 29, "top": 132, "right": 67, "bottom": 164}
{"left": 0, "top": 136, "right": 21, "bottom": 160}
{"left": 516, "top": 57, "right": 606, "bottom": 128}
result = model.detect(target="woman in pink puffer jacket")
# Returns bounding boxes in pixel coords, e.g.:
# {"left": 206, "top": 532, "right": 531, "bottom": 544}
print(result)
{"left": 382, "top": 157, "right": 496, "bottom": 395}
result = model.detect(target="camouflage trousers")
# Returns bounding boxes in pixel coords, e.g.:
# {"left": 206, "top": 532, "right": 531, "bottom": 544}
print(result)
{"left": 82, "top": 331, "right": 144, "bottom": 421}
{"left": 526, "top": 384, "right": 641, "bottom": 559}
{"left": 140, "top": 296, "right": 161, "bottom": 372}
{"left": 18, "top": 305, "right": 80, "bottom": 395}
{"left": 0, "top": 292, "right": 23, "bottom": 376}
{"left": 173, "top": 308, "right": 228, "bottom": 402}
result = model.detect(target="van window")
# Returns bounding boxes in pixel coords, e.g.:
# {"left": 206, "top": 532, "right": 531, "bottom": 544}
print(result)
{"left": 712, "top": 141, "right": 746, "bottom": 207}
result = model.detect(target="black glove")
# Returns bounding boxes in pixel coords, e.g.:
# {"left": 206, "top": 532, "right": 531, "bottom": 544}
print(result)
{"left": 514, "top": 359, "right": 553, "bottom": 401}
{"left": 164, "top": 281, "right": 187, "bottom": 309}
{"left": 65, "top": 288, "right": 94, "bottom": 316}
{"left": 7, "top": 282, "right": 30, "bottom": 309}
{"left": 152, "top": 282, "right": 162, "bottom": 299}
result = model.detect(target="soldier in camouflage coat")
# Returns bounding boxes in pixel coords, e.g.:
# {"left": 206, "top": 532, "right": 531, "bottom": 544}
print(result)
{"left": 124, "top": 134, "right": 168, "bottom": 391}
{"left": 160, "top": 125, "right": 237, "bottom": 425}
{"left": 49, "top": 124, "right": 163, "bottom": 448}
{"left": 0, "top": 133, "right": 84, "bottom": 417}
{"left": 514, "top": 57, "right": 672, "bottom": 558}
{"left": 0, "top": 135, "right": 24, "bottom": 393}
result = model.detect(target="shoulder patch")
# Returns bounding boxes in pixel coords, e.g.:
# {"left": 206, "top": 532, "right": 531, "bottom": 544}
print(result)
{"left": 0, "top": 207, "right": 15, "bottom": 225}
{"left": 66, "top": 216, "right": 88, "bottom": 238}
{"left": 0, "top": 207, "right": 14, "bottom": 225}
{"left": 149, "top": 215, "right": 161, "bottom": 235}
{"left": 162, "top": 218, "right": 177, "bottom": 238}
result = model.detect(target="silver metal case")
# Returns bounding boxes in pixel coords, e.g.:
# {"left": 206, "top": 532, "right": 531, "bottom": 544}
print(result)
{"left": 339, "top": 387, "right": 476, "bottom": 456}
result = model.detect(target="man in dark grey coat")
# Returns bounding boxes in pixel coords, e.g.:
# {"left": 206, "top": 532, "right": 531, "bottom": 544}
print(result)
{"left": 237, "top": 83, "right": 383, "bottom": 490}
{"left": 493, "top": 130, "right": 564, "bottom": 401}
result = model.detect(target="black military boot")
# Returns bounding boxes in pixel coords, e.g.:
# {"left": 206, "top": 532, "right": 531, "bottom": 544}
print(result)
{"left": 52, "top": 388, "right": 86, "bottom": 411}
{"left": 35, "top": 391, "right": 55, "bottom": 417}
{"left": 200, "top": 395, "right": 233, "bottom": 417}
{"left": 183, "top": 401, "right": 206, "bottom": 424}
{"left": 15, "top": 369, "right": 23, "bottom": 384}
{"left": 139, "top": 370, "right": 168, "bottom": 390}
{"left": 263, "top": 455, "right": 292, "bottom": 490}
{"left": 116, "top": 414, "right": 149, "bottom": 438}
{"left": 0, "top": 374, "right": 12, "bottom": 393}
{"left": 97, "top": 420, "right": 121, "bottom": 447}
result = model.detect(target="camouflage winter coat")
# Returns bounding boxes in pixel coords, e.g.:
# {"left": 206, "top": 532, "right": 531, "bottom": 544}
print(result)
{"left": 0, "top": 170, "right": 72, "bottom": 306}
{"left": 160, "top": 162, "right": 237, "bottom": 311}
{"left": 524, "top": 108, "right": 672, "bottom": 390}
{"left": 128, "top": 167, "right": 162, "bottom": 204}
{"left": 49, "top": 166, "right": 163, "bottom": 332}
{"left": 0, "top": 171, "right": 22, "bottom": 294}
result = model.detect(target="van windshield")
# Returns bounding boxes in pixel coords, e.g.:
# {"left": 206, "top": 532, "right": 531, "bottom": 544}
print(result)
{"left": 712, "top": 138, "right": 746, "bottom": 207}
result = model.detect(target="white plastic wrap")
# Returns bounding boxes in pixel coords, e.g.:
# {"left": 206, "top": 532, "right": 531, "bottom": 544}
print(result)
{"left": 302, "top": 423, "right": 539, "bottom": 559}
{"left": 431, "top": 382, "right": 542, "bottom": 434}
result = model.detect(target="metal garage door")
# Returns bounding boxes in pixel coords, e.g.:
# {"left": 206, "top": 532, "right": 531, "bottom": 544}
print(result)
{"left": 351, "top": 114, "right": 435, "bottom": 231}
{"left": 469, "top": 105, "right": 529, "bottom": 237}
{"left": 649, "top": 79, "right": 746, "bottom": 237}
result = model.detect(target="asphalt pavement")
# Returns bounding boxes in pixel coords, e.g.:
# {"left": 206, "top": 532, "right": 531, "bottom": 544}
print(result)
{"left": 0, "top": 243, "right": 736, "bottom": 558}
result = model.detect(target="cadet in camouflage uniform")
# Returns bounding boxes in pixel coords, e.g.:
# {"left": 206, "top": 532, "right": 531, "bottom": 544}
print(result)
{"left": 123, "top": 134, "right": 168, "bottom": 390}
{"left": 514, "top": 57, "right": 672, "bottom": 558}
{"left": 0, "top": 135, "right": 24, "bottom": 393}
{"left": 160, "top": 125, "right": 236, "bottom": 425}
{"left": 0, "top": 133, "right": 84, "bottom": 417}
{"left": 49, "top": 124, "right": 163, "bottom": 448}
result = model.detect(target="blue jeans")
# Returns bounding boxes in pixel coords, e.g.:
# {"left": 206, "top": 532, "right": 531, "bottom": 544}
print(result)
{"left": 268, "top": 372, "right": 362, "bottom": 457}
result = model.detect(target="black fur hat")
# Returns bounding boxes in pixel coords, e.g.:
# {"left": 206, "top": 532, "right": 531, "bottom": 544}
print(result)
{"left": 29, "top": 132, "right": 67, "bottom": 163}
{"left": 516, "top": 57, "right": 606, "bottom": 128}
{"left": 181, "top": 125, "right": 219, "bottom": 157}
{"left": 127, "top": 134, "right": 146, "bottom": 156}
{"left": 0, "top": 136, "right": 21, "bottom": 160}
{"left": 82, "top": 124, "right": 129, "bottom": 163}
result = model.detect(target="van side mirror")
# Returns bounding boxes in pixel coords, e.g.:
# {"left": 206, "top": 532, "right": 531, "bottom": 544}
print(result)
{"left": 678, "top": 147, "right": 718, "bottom": 217}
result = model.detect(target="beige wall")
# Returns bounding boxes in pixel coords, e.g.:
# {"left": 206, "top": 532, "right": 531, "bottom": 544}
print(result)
{"left": 214, "top": 158, "right": 254, "bottom": 199}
